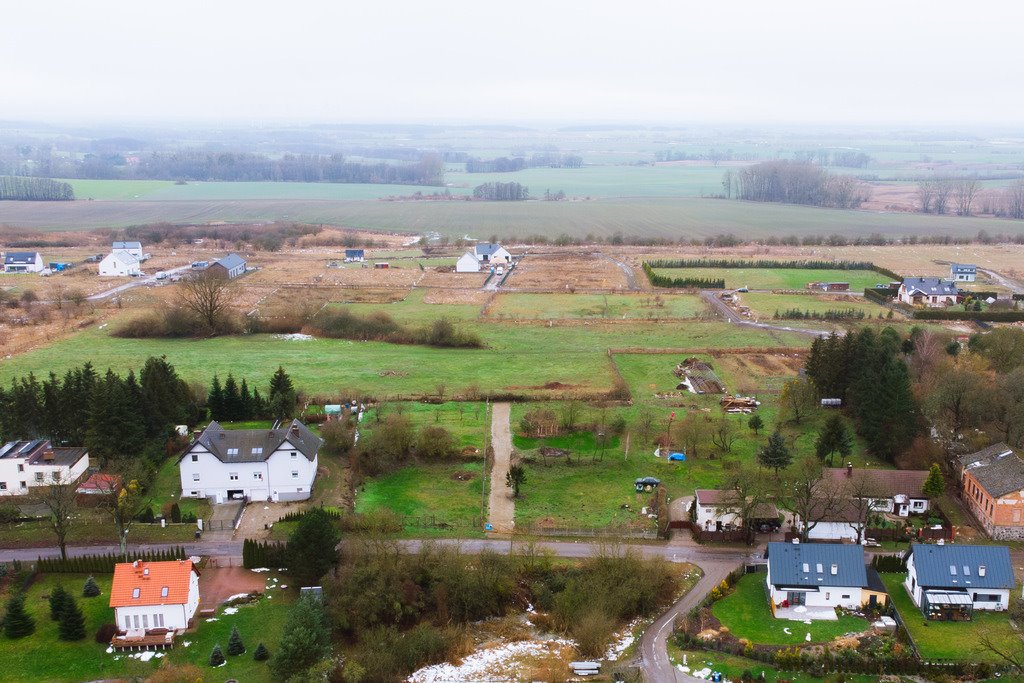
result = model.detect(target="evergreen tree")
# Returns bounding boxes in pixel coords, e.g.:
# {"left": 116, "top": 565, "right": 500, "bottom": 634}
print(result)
{"left": 748, "top": 414, "right": 764, "bottom": 436}
{"left": 222, "top": 374, "right": 242, "bottom": 422}
{"left": 140, "top": 355, "right": 189, "bottom": 438}
{"left": 83, "top": 576, "right": 101, "bottom": 598}
{"left": 86, "top": 370, "right": 146, "bottom": 464}
{"left": 3, "top": 593, "right": 35, "bottom": 638}
{"left": 287, "top": 508, "right": 340, "bottom": 587}
{"left": 814, "top": 414, "right": 853, "bottom": 466}
{"left": 253, "top": 642, "right": 270, "bottom": 661}
{"left": 268, "top": 367, "right": 297, "bottom": 420}
{"left": 209, "top": 643, "right": 226, "bottom": 666}
{"left": 239, "top": 379, "right": 254, "bottom": 420}
{"left": 227, "top": 624, "right": 246, "bottom": 655}
{"left": 48, "top": 584, "right": 71, "bottom": 620}
{"left": 251, "top": 388, "right": 267, "bottom": 419}
{"left": 57, "top": 596, "right": 86, "bottom": 641}
{"left": 923, "top": 463, "right": 946, "bottom": 497}
{"left": 270, "top": 595, "right": 331, "bottom": 680}
{"left": 757, "top": 431, "right": 792, "bottom": 473}
{"left": 208, "top": 375, "right": 225, "bottom": 421}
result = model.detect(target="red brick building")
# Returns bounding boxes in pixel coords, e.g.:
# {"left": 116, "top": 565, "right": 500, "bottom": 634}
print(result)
{"left": 959, "top": 443, "right": 1024, "bottom": 540}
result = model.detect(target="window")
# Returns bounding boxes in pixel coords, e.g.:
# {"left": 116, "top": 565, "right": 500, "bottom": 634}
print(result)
{"left": 133, "top": 615, "right": 140, "bottom": 629}
{"left": 252, "top": 447, "right": 263, "bottom": 455}
{"left": 842, "top": 594, "right": 850, "bottom": 599}
{"left": 124, "top": 615, "right": 132, "bottom": 630}
{"left": 229, "top": 472, "right": 239, "bottom": 481}
{"left": 292, "top": 470, "right": 299, "bottom": 479}
{"left": 154, "top": 613, "right": 164, "bottom": 628}
{"left": 974, "top": 593, "right": 1001, "bottom": 602}
{"left": 17, "top": 464, "right": 24, "bottom": 472}
{"left": 253, "top": 472, "right": 263, "bottom": 480}
{"left": 825, "top": 592, "right": 830, "bottom": 600}
{"left": 291, "top": 452, "right": 297, "bottom": 459}
{"left": 142, "top": 614, "right": 148, "bottom": 629}
{"left": 161, "top": 587, "right": 169, "bottom": 598}
{"left": 35, "top": 472, "right": 44, "bottom": 482}
{"left": 132, "top": 588, "right": 140, "bottom": 599}
{"left": 0, "top": 482, "right": 5, "bottom": 490}
{"left": 191, "top": 454, "right": 198, "bottom": 462}
{"left": 227, "top": 448, "right": 239, "bottom": 455}
{"left": 20, "top": 481, "right": 26, "bottom": 489}
{"left": 192, "top": 473, "right": 200, "bottom": 481}
{"left": 190, "top": 491, "right": 198, "bottom": 496}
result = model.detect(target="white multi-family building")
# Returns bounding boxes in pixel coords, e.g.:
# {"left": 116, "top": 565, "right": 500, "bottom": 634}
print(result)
{"left": 0, "top": 439, "right": 89, "bottom": 495}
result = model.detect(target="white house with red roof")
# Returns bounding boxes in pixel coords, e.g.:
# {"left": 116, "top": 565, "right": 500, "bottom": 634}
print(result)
{"left": 110, "top": 559, "right": 200, "bottom": 633}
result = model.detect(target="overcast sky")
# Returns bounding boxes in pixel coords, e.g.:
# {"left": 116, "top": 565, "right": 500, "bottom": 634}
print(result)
{"left": 1, "top": 0, "right": 1021, "bottom": 127}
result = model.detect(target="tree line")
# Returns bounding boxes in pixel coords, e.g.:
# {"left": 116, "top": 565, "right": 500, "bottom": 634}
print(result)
{"left": 726, "top": 160, "right": 870, "bottom": 209}
{"left": 0, "top": 176, "right": 74, "bottom": 200}
{"left": 472, "top": 181, "right": 529, "bottom": 200}
{"left": 642, "top": 263, "right": 725, "bottom": 289}
{"left": 465, "top": 153, "right": 582, "bottom": 173}
{"left": 10, "top": 151, "right": 445, "bottom": 186}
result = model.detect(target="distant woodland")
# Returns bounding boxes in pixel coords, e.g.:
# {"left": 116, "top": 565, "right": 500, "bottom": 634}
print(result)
{"left": 724, "top": 160, "right": 869, "bottom": 209}
{"left": 0, "top": 176, "right": 74, "bottom": 200}
{"left": 472, "top": 181, "right": 529, "bottom": 200}
{"left": 465, "top": 153, "right": 582, "bottom": 172}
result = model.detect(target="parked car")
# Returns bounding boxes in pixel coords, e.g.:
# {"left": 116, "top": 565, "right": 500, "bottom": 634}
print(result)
{"left": 736, "top": 286, "right": 749, "bottom": 293}
{"left": 155, "top": 271, "right": 168, "bottom": 280}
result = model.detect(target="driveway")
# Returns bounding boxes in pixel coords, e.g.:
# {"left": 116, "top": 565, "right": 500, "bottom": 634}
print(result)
{"left": 86, "top": 264, "right": 192, "bottom": 301}
{"left": 487, "top": 403, "right": 515, "bottom": 534}
{"left": 701, "top": 290, "right": 833, "bottom": 338}
{"left": 598, "top": 252, "right": 640, "bottom": 290}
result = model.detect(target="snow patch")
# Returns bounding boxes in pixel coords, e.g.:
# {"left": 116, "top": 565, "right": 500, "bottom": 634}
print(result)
{"left": 409, "top": 639, "right": 574, "bottom": 683}
{"left": 105, "top": 647, "right": 114, "bottom": 654}
{"left": 206, "top": 617, "right": 219, "bottom": 622}
{"left": 224, "top": 593, "right": 253, "bottom": 602}
{"left": 275, "top": 333, "right": 315, "bottom": 341}
{"left": 250, "top": 567, "right": 270, "bottom": 573}
{"left": 223, "top": 607, "right": 238, "bottom": 615}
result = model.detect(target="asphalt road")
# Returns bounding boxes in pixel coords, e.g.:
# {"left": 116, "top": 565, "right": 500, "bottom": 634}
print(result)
{"left": 85, "top": 264, "right": 192, "bottom": 301}
{"left": 701, "top": 290, "right": 832, "bottom": 338}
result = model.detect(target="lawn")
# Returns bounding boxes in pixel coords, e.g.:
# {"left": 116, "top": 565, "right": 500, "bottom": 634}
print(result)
{"left": 712, "top": 573, "right": 871, "bottom": 646}
{"left": 881, "top": 573, "right": 1023, "bottom": 662}
{"left": 488, "top": 292, "right": 705, "bottom": 320}
{"left": 650, "top": 267, "right": 888, "bottom": 291}
{"left": 0, "top": 512, "right": 196, "bottom": 550}
{"left": 738, "top": 293, "right": 896, "bottom": 321}
{"left": 0, "top": 571, "right": 293, "bottom": 682}
{"left": 149, "top": 456, "right": 211, "bottom": 519}
{"left": 354, "top": 461, "right": 486, "bottom": 534}
{"left": 326, "top": 287, "right": 482, "bottom": 323}
{"left": 667, "top": 644, "right": 882, "bottom": 683}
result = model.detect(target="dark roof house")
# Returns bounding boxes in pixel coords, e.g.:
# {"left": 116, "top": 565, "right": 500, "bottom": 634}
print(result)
{"left": 959, "top": 443, "right": 1022, "bottom": 498}
{"left": 186, "top": 419, "right": 322, "bottom": 464}
{"left": 901, "top": 278, "right": 958, "bottom": 297}
{"left": 767, "top": 542, "right": 867, "bottom": 588}
{"left": 207, "top": 253, "right": 247, "bottom": 279}
{"left": 907, "top": 543, "right": 1014, "bottom": 591}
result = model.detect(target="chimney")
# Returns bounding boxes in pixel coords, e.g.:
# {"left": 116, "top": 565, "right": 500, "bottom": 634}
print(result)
{"left": 133, "top": 560, "right": 140, "bottom": 568}
{"left": 979, "top": 565, "right": 987, "bottom": 577}
{"left": 831, "top": 564, "right": 838, "bottom": 576}
{"left": 43, "top": 450, "right": 54, "bottom": 461}
{"left": 143, "top": 568, "right": 149, "bottom": 577}
{"left": 291, "top": 424, "right": 299, "bottom": 435}
{"left": 846, "top": 462, "right": 853, "bottom": 477}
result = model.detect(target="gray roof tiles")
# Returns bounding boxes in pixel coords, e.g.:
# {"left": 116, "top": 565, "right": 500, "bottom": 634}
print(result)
{"left": 909, "top": 543, "right": 1015, "bottom": 590}
{"left": 4, "top": 252, "right": 40, "bottom": 264}
{"left": 959, "top": 443, "right": 1023, "bottom": 498}
{"left": 191, "top": 419, "right": 322, "bottom": 464}
{"left": 214, "top": 253, "right": 246, "bottom": 271}
{"left": 902, "top": 277, "right": 958, "bottom": 296}
{"left": 768, "top": 542, "right": 868, "bottom": 588}
{"left": 475, "top": 243, "right": 504, "bottom": 257}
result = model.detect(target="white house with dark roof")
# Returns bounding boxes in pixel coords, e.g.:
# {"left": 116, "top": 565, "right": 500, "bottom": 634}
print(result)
{"left": 3, "top": 252, "right": 44, "bottom": 273}
{"left": 112, "top": 241, "right": 144, "bottom": 260}
{"left": 950, "top": 264, "right": 977, "bottom": 282}
{"left": 99, "top": 250, "right": 142, "bottom": 277}
{"left": 474, "top": 243, "right": 512, "bottom": 265}
{"left": 178, "top": 419, "right": 321, "bottom": 503}
{"left": 0, "top": 440, "right": 89, "bottom": 495}
{"left": 898, "top": 277, "right": 959, "bottom": 307}
{"left": 207, "top": 253, "right": 247, "bottom": 279}
{"left": 693, "top": 488, "right": 780, "bottom": 531}
{"left": 766, "top": 542, "right": 887, "bottom": 617}
{"left": 456, "top": 252, "right": 483, "bottom": 273}
{"left": 904, "top": 543, "right": 1014, "bottom": 619}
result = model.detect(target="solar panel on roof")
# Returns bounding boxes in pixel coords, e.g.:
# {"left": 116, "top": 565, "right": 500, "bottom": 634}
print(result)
{"left": 0, "top": 442, "right": 15, "bottom": 458}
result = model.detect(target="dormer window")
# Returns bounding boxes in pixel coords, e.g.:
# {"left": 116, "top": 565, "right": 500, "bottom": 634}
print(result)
{"left": 161, "top": 587, "right": 169, "bottom": 598}
{"left": 227, "top": 448, "right": 239, "bottom": 456}
{"left": 132, "top": 588, "right": 140, "bottom": 599}
{"left": 252, "top": 447, "right": 263, "bottom": 455}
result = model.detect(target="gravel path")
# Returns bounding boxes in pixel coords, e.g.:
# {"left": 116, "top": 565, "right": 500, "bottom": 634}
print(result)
{"left": 598, "top": 252, "right": 640, "bottom": 290}
{"left": 487, "top": 402, "right": 515, "bottom": 533}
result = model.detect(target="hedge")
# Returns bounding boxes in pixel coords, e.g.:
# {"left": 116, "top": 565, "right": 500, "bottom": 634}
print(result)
{"left": 863, "top": 287, "right": 898, "bottom": 304}
{"left": 36, "top": 547, "right": 187, "bottom": 574}
{"left": 242, "top": 539, "right": 289, "bottom": 569}
{"left": 642, "top": 263, "right": 724, "bottom": 289}
{"left": 913, "top": 309, "right": 1024, "bottom": 322}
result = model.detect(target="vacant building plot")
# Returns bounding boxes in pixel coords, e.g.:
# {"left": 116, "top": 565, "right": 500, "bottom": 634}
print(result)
{"left": 648, "top": 266, "right": 886, "bottom": 291}
{"left": 506, "top": 252, "right": 629, "bottom": 291}
{"left": 325, "top": 287, "right": 481, "bottom": 322}
{"left": 416, "top": 268, "right": 488, "bottom": 288}
{"left": 736, "top": 293, "right": 896, "bottom": 320}
{"left": 712, "top": 352, "right": 805, "bottom": 394}
{"left": 485, "top": 292, "right": 704, "bottom": 320}
{"left": 422, "top": 288, "right": 491, "bottom": 306}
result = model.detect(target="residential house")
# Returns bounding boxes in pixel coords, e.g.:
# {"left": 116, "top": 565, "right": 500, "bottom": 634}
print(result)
{"left": 693, "top": 488, "right": 780, "bottom": 531}
{"left": 474, "top": 243, "right": 512, "bottom": 265}
{"left": 0, "top": 440, "right": 89, "bottom": 496}
{"left": 904, "top": 543, "right": 1014, "bottom": 619}
{"left": 344, "top": 249, "right": 365, "bottom": 262}
{"left": 76, "top": 472, "right": 123, "bottom": 506}
{"left": 822, "top": 465, "right": 931, "bottom": 516}
{"left": 178, "top": 419, "right": 322, "bottom": 503}
{"left": 897, "top": 278, "right": 959, "bottom": 307}
{"left": 950, "top": 264, "right": 977, "bottom": 282}
{"left": 3, "top": 252, "right": 44, "bottom": 273}
{"left": 958, "top": 443, "right": 1024, "bottom": 539}
{"left": 799, "top": 499, "right": 868, "bottom": 543}
{"left": 99, "top": 250, "right": 142, "bottom": 277}
{"left": 766, "top": 542, "right": 887, "bottom": 615}
{"left": 456, "top": 252, "right": 482, "bottom": 273}
{"left": 207, "top": 253, "right": 247, "bottom": 279}
{"left": 112, "top": 241, "right": 145, "bottom": 260}
{"left": 110, "top": 559, "right": 200, "bottom": 633}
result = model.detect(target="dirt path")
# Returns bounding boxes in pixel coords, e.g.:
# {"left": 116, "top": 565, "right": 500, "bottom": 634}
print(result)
{"left": 700, "top": 290, "right": 832, "bottom": 338}
{"left": 597, "top": 252, "right": 640, "bottom": 290}
{"left": 487, "top": 402, "right": 515, "bottom": 534}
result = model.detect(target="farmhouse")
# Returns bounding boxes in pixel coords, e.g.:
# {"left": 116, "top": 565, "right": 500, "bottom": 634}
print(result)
{"left": 822, "top": 465, "right": 931, "bottom": 516}
{"left": 766, "top": 542, "right": 887, "bottom": 617}
{"left": 897, "top": 277, "right": 958, "bottom": 307}
{"left": 3, "top": 251, "right": 44, "bottom": 273}
{"left": 904, "top": 543, "right": 1014, "bottom": 620}
{"left": 456, "top": 252, "right": 482, "bottom": 273}
{"left": 178, "top": 419, "right": 322, "bottom": 503}
{"left": 0, "top": 440, "right": 89, "bottom": 496}
{"left": 112, "top": 241, "right": 145, "bottom": 259}
{"left": 99, "top": 250, "right": 142, "bottom": 277}
{"left": 693, "top": 488, "right": 780, "bottom": 532}
{"left": 474, "top": 243, "right": 512, "bottom": 265}
{"left": 344, "top": 249, "right": 365, "bottom": 262}
{"left": 110, "top": 559, "right": 200, "bottom": 634}
{"left": 950, "top": 263, "right": 977, "bottom": 282}
{"left": 958, "top": 443, "right": 1024, "bottom": 539}
{"left": 207, "top": 253, "right": 247, "bottom": 279}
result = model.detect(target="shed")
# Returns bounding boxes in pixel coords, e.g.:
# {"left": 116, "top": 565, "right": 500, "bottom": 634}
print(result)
{"left": 374, "top": 262, "right": 389, "bottom": 269}
{"left": 208, "top": 253, "right": 246, "bottom": 279}
{"left": 344, "top": 249, "right": 365, "bottom": 262}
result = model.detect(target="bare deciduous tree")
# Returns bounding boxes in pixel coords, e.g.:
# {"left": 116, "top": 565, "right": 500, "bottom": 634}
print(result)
{"left": 954, "top": 177, "right": 981, "bottom": 216}
{"left": 179, "top": 271, "right": 234, "bottom": 331}
{"left": 1003, "top": 179, "right": 1024, "bottom": 220}
{"left": 34, "top": 471, "right": 78, "bottom": 561}
{"left": 932, "top": 179, "right": 953, "bottom": 215}
{"left": 781, "top": 457, "right": 844, "bottom": 542}
{"left": 916, "top": 181, "right": 935, "bottom": 213}
{"left": 710, "top": 416, "right": 739, "bottom": 453}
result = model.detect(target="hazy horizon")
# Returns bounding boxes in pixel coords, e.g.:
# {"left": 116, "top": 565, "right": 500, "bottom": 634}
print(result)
{"left": 2, "top": 0, "right": 1022, "bottom": 127}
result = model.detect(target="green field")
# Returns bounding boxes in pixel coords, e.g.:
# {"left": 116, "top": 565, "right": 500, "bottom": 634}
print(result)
{"left": 651, "top": 267, "right": 889, "bottom": 291}
{"left": 5, "top": 195, "right": 1022, "bottom": 239}
{"left": 739, "top": 293, "right": 895, "bottom": 319}
{"left": 881, "top": 573, "right": 1022, "bottom": 663}
{"left": 324, "top": 287, "right": 482, "bottom": 323}
{"left": 712, "top": 574, "right": 871, "bottom": 645}
{"left": 0, "top": 572, "right": 291, "bottom": 682}
{"left": 353, "top": 461, "right": 486, "bottom": 532}
{"left": 488, "top": 292, "right": 705, "bottom": 320}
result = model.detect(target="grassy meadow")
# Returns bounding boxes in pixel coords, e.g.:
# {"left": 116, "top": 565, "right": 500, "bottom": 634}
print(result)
{"left": 487, "top": 292, "right": 705, "bottom": 320}
{"left": 650, "top": 267, "right": 889, "bottom": 291}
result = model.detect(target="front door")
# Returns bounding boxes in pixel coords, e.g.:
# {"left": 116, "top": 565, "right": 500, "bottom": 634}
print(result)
{"left": 869, "top": 594, "right": 877, "bottom": 607}
{"left": 787, "top": 591, "right": 806, "bottom": 606}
